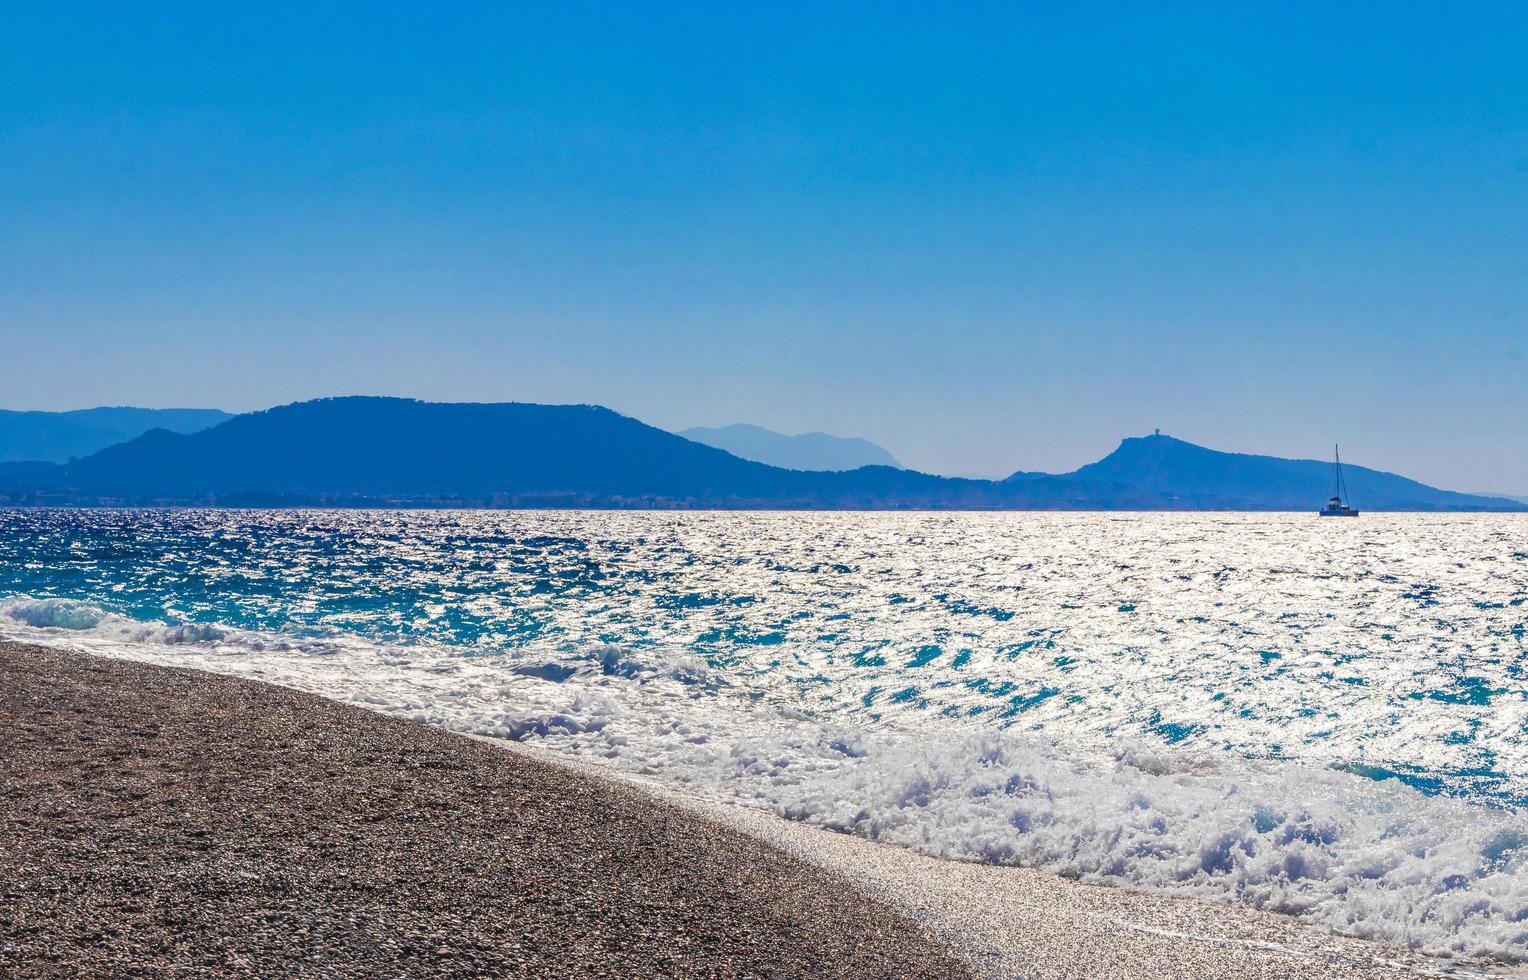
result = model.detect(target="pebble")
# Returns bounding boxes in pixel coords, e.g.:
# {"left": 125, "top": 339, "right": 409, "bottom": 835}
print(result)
{"left": 0, "top": 642, "right": 969, "bottom": 979}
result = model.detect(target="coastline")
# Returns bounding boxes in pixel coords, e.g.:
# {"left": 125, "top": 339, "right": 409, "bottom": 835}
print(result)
{"left": 494, "top": 738, "right": 1521, "bottom": 980}
{"left": 0, "top": 642, "right": 966, "bottom": 979}
{"left": 1, "top": 641, "right": 1518, "bottom": 979}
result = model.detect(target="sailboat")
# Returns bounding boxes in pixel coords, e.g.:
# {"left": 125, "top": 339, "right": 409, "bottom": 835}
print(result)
{"left": 1320, "top": 444, "right": 1360, "bottom": 517}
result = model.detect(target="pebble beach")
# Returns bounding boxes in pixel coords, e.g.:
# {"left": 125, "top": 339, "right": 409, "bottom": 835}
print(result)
{"left": 0, "top": 642, "right": 968, "bottom": 978}
{"left": 3, "top": 641, "right": 1519, "bottom": 979}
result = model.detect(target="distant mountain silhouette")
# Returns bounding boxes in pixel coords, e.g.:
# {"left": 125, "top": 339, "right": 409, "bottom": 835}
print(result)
{"left": 679, "top": 423, "right": 900, "bottom": 471}
{"left": 0, "top": 397, "right": 1163, "bottom": 509}
{"left": 0, "top": 407, "right": 232, "bottom": 463}
{"left": 1014, "top": 432, "right": 1519, "bottom": 511}
{"left": 0, "top": 401, "right": 1519, "bottom": 510}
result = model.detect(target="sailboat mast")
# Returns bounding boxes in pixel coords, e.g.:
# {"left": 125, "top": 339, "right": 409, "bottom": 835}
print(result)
{"left": 1319, "top": 442, "right": 1360, "bottom": 515}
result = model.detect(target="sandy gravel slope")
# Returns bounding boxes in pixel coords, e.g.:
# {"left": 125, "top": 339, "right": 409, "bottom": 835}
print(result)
{"left": 0, "top": 642, "right": 969, "bottom": 979}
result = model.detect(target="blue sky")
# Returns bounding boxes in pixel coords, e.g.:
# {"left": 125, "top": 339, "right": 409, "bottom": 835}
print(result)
{"left": 2, "top": 4, "right": 1525, "bottom": 488}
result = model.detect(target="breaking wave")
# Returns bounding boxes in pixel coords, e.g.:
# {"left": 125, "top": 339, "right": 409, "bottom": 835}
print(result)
{"left": 4, "top": 593, "right": 1526, "bottom": 961}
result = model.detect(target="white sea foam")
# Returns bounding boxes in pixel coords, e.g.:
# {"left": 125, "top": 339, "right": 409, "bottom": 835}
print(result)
{"left": 4, "top": 592, "right": 1526, "bottom": 961}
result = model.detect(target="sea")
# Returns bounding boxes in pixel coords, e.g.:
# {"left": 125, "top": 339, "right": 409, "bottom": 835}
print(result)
{"left": 1, "top": 508, "right": 1524, "bottom": 960}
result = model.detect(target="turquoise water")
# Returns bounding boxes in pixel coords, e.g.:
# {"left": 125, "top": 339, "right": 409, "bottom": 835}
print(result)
{"left": 3, "top": 508, "right": 1524, "bottom": 804}
{"left": 2, "top": 508, "right": 1526, "bottom": 957}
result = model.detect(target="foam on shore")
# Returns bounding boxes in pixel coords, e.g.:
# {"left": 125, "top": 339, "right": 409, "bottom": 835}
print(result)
{"left": 3, "top": 594, "right": 1527, "bottom": 965}
{"left": 503, "top": 737, "right": 1512, "bottom": 979}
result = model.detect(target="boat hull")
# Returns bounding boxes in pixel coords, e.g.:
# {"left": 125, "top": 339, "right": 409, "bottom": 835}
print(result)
{"left": 1319, "top": 509, "right": 1360, "bottom": 517}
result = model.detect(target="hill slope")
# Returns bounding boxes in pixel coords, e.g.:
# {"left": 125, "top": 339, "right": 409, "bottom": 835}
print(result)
{"left": 679, "top": 424, "right": 900, "bottom": 471}
{"left": 0, "top": 407, "right": 232, "bottom": 463}
{"left": 0, "top": 397, "right": 1162, "bottom": 509}
{"left": 1, "top": 403, "right": 1518, "bottom": 510}
{"left": 1019, "top": 433, "right": 1520, "bottom": 511}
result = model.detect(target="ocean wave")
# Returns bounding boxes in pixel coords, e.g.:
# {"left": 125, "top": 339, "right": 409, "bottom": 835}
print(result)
{"left": 3, "top": 593, "right": 1525, "bottom": 961}
{"left": 4, "top": 596, "right": 110, "bottom": 631}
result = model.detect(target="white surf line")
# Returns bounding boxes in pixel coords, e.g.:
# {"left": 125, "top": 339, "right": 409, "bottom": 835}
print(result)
{"left": 8, "top": 632, "right": 1518, "bottom": 980}
{"left": 475, "top": 734, "right": 1521, "bottom": 980}
{"left": 1118, "top": 925, "right": 1516, "bottom": 980}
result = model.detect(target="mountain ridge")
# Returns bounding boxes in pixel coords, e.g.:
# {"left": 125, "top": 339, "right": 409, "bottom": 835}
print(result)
{"left": 0, "top": 397, "right": 1161, "bottom": 510}
{"left": 1029, "top": 433, "right": 1513, "bottom": 511}
{"left": 0, "top": 406, "right": 233, "bottom": 463}
{"left": 679, "top": 423, "right": 900, "bottom": 471}
{"left": 0, "top": 399, "right": 1519, "bottom": 511}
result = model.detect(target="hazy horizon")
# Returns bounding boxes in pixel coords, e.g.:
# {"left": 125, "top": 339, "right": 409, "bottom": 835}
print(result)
{"left": 4, "top": 5, "right": 1525, "bottom": 489}
{"left": 4, "top": 394, "right": 1524, "bottom": 493}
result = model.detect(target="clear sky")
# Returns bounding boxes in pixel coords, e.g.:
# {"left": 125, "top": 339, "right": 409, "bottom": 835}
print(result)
{"left": 3, "top": 4, "right": 1525, "bottom": 489}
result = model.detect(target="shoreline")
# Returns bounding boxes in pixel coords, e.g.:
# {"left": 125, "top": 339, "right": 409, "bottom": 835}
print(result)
{"left": 490, "top": 737, "right": 1521, "bottom": 980}
{"left": 2, "top": 640, "right": 1520, "bottom": 979}
{"left": 0, "top": 642, "right": 966, "bottom": 978}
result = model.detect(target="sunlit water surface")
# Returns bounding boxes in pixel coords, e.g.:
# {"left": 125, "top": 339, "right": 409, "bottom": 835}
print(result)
{"left": 2, "top": 509, "right": 1525, "bottom": 959}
